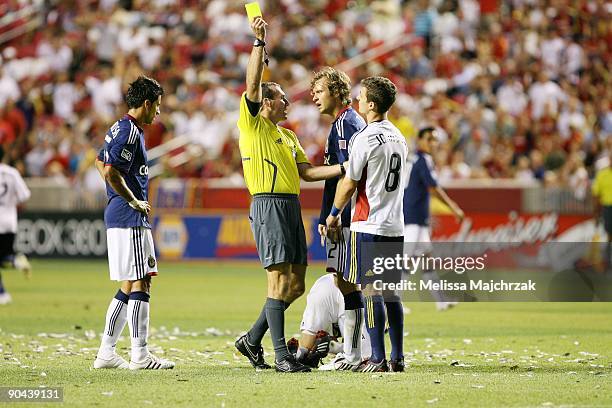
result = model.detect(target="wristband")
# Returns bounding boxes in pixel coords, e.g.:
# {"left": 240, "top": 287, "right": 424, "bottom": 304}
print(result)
{"left": 339, "top": 162, "right": 346, "bottom": 175}
{"left": 330, "top": 205, "right": 341, "bottom": 217}
{"left": 253, "top": 38, "right": 266, "bottom": 47}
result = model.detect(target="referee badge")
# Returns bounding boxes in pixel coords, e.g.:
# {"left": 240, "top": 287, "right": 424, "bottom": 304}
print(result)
{"left": 148, "top": 255, "right": 156, "bottom": 268}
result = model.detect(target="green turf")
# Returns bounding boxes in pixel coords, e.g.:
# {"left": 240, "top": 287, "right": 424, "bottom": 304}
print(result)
{"left": 1, "top": 260, "right": 611, "bottom": 407}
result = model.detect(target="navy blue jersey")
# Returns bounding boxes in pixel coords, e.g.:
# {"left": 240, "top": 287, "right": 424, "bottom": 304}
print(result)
{"left": 403, "top": 150, "right": 438, "bottom": 226}
{"left": 318, "top": 107, "right": 366, "bottom": 227}
{"left": 99, "top": 115, "right": 150, "bottom": 229}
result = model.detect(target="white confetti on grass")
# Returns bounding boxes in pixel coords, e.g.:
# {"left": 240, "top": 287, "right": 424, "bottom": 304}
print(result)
{"left": 426, "top": 398, "right": 439, "bottom": 404}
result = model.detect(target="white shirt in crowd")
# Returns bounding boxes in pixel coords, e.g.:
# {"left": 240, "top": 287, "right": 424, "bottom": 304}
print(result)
{"left": 0, "top": 164, "right": 31, "bottom": 234}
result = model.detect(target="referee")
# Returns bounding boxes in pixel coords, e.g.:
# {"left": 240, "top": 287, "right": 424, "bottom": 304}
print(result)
{"left": 592, "top": 149, "right": 612, "bottom": 274}
{"left": 235, "top": 17, "right": 344, "bottom": 373}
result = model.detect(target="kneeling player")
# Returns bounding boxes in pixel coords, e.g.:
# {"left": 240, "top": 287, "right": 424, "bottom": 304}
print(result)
{"left": 289, "top": 274, "right": 371, "bottom": 369}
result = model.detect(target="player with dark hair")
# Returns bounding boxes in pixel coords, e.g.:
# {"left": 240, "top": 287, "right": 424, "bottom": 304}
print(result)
{"left": 310, "top": 67, "right": 367, "bottom": 370}
{"left": 93, "top": 76, "right": 174, "bottom": 370}
{"left": 326, "top": 76, "right": 408, "bottom": 373}
{"left": 0, "top": 146, "right": 31, "bottom": 305}
{"left": 404, "top": 127, "right": 464, "bottom": 310}
{"left": 234, "top": 17, "right": 344, "bottom": 373}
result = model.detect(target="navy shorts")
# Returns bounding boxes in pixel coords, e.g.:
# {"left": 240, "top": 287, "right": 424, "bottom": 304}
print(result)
{"left": 343, "top": 231, "right": 404, "bottom": 285}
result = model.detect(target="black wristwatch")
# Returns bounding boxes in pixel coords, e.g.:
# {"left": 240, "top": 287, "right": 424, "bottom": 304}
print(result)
{"left": 253, "top": 38, "right": 266, "bottom": 47}
{"left": 339, "top": 162, "right": 346, "bottom": 175}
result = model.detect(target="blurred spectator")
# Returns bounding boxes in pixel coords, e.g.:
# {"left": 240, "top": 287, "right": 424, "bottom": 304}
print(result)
{"left": 0, "top": 0, "right": 607, "bottom": 197}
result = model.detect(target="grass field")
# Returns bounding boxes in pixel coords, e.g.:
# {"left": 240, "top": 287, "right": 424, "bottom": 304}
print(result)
{"left": 1, "top": 260, "right": 611, "bottom": 407}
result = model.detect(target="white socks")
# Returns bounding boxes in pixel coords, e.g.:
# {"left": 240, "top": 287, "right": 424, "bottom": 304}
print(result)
{"left": 98, "top": 291, "right": 129, "bottom": 359}
{"left": 342, "top": 308, "right": 363, "bottom": 364}
{"left": 127, "top": 292, "right": 151, "bottom": 362}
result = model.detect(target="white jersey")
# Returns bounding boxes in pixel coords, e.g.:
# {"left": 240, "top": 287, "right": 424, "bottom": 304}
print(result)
{"left": 0, "top": 163, "right": 31, "bottom": 233}
{"left": 346, "top": 120, "right": 408, "bottom": 236}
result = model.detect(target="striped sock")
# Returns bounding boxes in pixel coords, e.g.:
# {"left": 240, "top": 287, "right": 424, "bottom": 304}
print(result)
{"left": 98, "top": 289, "right": 129, "bottom": 358}
{"left": 342, "top": 291, "right": 364, "bottom": 364}
{"left": 364, "top": 295, "right": 386, "bottom": 364}
{"left": 127, "top": 291, "right": 150, "bottom": 362}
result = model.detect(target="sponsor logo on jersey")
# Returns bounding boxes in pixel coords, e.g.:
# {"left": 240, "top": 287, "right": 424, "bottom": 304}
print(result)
{"left": 121, "top": 149, "right": 133, "bottom": 161}
{"left": 139, "top": 165, "right": 149, "bottom": 176}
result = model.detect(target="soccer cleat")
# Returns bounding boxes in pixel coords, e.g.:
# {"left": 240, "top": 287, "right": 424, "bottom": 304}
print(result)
{"left": 318, "top": 353, "right": 360, "bottom": 371}
{"left": 0, "top": 292, "right": 12, "bottom": 305}
{"left": 275, "top": 355, "right": 311, "bottom": 373}
{"left": 94, "top": 353, "right": 129, "bottom": 369}
{"left": 129, "top": 353, "right": 175, "bottom": 370}
{"left": 235, "top": 334, "right": 272, "bottom": 369}
{"left": 354, "top": 358, "right": 389, "bottom": 373}
{"left": 14, "top": 253, "right": 31, "bottom": 278}
{"left": 389, "top": 357, "right": 405, "bottom": 372}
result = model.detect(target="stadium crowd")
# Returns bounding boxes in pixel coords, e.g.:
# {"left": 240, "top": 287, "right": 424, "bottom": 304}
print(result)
{"left": 0, "top": 0, "right": 610, "bottom": 199}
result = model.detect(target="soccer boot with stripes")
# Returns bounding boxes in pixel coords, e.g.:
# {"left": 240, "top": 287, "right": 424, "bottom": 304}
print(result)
{"left": 235, "top": 334, "right": 272, "bottom": 369}
{"left": 318, "top": 352, "right": 361, "bottom": 371}
{"left": 353, "top": 358, "right": 389, "bottom": 373}
{"left": 129, "top": 353, "right": 175, "bottom": 370}
{"left": 94, "top": 353, "right": 129, "bottom": 369}
{"left": 274, "top": 354, "right": 311, "bottom": 373}
{"left": 389, "top": 357, "right": 405, "bottom": 372}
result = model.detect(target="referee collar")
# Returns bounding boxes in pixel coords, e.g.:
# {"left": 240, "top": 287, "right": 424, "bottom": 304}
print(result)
{"left": 333, "top": 106, "right": 351, "bottom": 122}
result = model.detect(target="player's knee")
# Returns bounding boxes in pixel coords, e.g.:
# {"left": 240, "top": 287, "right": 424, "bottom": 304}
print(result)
{"left": 291, "top": 280, "right": 305, "bottom": 298}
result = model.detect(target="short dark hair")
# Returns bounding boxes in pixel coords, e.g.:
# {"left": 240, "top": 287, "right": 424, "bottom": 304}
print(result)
{"left": 261, "top": 82, "right": 281, "bottom": 100}
{"left": 125, "top": 76, "right": 164, "bottom": 109}
{"left": 361, "top": 76, "right": 396, "bottom": 113}
{"left": 418, "top": 126, "right": 436, "bottom": 139}
{"left": 310, "top": 67, "right": 352, "bottom": 106}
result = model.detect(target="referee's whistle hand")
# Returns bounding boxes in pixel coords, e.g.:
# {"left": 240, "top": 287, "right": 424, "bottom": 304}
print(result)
{"left": 251, "top": 17, "right": 267, "bottom": 39}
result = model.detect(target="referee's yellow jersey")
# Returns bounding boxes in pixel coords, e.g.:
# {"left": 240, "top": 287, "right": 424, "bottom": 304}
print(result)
{"left": 237, "top": 93, "right": 310, "bottom": 195}
{"left": 592, "top": 166, "right": 612, "bottom": 206}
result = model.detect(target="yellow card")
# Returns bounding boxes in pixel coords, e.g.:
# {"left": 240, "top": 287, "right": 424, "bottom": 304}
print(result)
{"left": 245, "top": 2, "right": 262, "bottom": 22}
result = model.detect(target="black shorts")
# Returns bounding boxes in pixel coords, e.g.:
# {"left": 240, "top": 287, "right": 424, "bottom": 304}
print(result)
{"left": 249, "top": 194, "right": 308, "bottom": 269}
{"left": 0, "top": 233, "right": 16, "bottom": 260}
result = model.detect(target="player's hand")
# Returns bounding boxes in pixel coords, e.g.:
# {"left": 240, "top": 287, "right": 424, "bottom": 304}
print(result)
{"left": 251, "top": 16, "right": 267, "bottom": 40}
{"left": 326, "top": 215, "right": 341, "bottom": 243}
{"left": 129, "top": 199, "right": 151, "bottom": 215}
{"left": 318, "top": 224, "right": 327, "bottom": 247}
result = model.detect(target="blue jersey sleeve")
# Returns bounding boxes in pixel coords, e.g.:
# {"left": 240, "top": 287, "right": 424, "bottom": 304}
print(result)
{"left": 418, "top": 155, "right": 438, "bottom": 188}
{"left": 105, "top": 120, "right": 138, "bottom": 173}
{"left": 97, "top": 148, "right": 104, "bottom": 162}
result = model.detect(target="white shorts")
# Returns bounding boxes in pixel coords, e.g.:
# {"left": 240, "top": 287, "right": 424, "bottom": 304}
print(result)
{"left": 404, "top": 224, "right": 432, "bottom": 256}
{"left": 107, "top": 227, "right": 158, "bottom": 281}
{"left": 300, "top": 274, "right": 344, "bottom": 334}
{"left": 325, "top": 227, "right": 351, "bottom": 274}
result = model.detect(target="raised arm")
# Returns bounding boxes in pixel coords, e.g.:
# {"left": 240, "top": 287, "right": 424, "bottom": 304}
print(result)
{"left": 246, "top": 17, "right": 268, "bottom": 103}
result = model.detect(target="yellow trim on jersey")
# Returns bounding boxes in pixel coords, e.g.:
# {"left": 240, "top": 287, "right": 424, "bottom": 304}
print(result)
{"left": 237, "top": 93, "right": 310, "bottom": 195}
{"left": 592, "top": 167, "right": 612, "bottom": 206}
{"left": 349, "top": 231, "right": 357, "bottom": 284}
